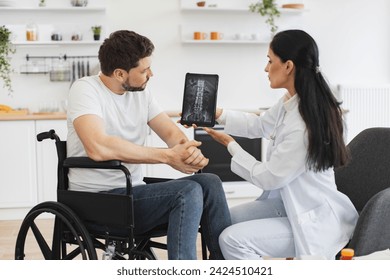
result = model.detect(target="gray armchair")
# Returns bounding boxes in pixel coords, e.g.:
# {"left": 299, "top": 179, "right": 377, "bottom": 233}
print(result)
{"left": 349, "top": 187, "right": 390, "bottom": 256}
{"left": 335, "top": 127, "right": 390, "bottom": 257}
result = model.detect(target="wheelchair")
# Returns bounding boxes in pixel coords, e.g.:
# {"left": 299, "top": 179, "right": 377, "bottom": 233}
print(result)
{"left": 14, "top": 129, "right": 207, "bottom": 260}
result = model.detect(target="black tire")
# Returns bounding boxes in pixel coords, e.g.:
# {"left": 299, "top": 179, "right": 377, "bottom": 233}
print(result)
{"left": 15, "top": 201, "right": 97, "bottom": 260}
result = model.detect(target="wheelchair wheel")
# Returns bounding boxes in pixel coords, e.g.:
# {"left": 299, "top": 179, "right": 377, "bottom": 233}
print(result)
{"left": 15, "top": 201, "right": 97, "bottom": 260}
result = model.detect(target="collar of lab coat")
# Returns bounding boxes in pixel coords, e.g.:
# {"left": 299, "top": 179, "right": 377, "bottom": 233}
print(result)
{"left": 283, "top": 93, "right": 298, "bottom": 112}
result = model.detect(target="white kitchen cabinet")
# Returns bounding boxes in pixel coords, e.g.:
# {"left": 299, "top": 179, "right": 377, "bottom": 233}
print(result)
{"left": 0, "top": 120, "right": 38, "bottom": 219}
{"left": 223, "top": 181, "right": 263, "bottom": 207}
{"left": 0, "top": 119, "right": 67, "bottom": 220}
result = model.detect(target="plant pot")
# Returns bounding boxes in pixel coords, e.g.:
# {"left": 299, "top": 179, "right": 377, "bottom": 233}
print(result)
{"left": 93, "top": 34, "right": 100, "bottom": 41}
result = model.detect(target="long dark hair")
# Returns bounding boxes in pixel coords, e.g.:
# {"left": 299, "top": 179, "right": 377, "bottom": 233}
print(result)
{"left": 98, "top": 30, "right": 154, "bottom": 75}
{"left": 270, "top": 29, "right": 349, "bottom": 171}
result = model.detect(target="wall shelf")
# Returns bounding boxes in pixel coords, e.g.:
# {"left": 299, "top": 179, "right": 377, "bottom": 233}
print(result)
{"left": 12, "top": 41, "right": 102, "bottom": 46}
{"left": 0, "top": 7, "right": 106, "bottom": 12}
{"left": 182, "top": 39, "right": 269, "bottom": 44}
{"left": 181, "top": 7, "right": 250, "bottom": 12}
{"left": 181, "top": 7, "right": 307, "bottom": 14}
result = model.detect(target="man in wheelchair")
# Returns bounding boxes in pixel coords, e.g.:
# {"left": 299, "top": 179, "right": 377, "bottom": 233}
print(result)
{"left": 66, "top": 30, "right": 232, "bottom": 259}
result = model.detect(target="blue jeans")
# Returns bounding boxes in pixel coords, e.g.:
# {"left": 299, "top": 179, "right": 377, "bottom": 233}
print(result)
{"left": 104, "top": 173, "right": 231, "bottom": 260}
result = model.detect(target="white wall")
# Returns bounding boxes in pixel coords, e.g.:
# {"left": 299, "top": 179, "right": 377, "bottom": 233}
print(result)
{"left": 302, "top": 0, "right": 390, "bottom": 86}
{"left": 1, "top": 0, "right": 390, "bottom": 112}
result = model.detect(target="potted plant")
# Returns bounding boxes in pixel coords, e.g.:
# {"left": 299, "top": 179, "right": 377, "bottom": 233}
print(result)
{"left": 249, "top": 0, "right": 280, "bottom": 35}
{"left": 91, "top": 25, "right": 101, "bottom": 41}
{"left": 0, "top": 25, "right": 15, "bottom": 95}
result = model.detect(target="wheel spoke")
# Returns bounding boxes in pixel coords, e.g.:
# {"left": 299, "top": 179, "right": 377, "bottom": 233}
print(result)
{"left": 30, "top": 221, "right": 52, "bottom": 259}
{"left": 51, "top": 217, "right": 63, "bottom": 259}
{"left": 62, "top": 247, "right": 81, "bottom": 260}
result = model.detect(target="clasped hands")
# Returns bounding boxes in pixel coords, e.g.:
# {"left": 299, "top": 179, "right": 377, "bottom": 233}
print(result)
{"left": 171, "top": 139, "right": 209, "bottom": 174}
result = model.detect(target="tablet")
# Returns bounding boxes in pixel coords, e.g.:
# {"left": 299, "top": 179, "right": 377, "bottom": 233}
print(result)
{"left": 180, "top": 73, "right": 219, "bottom": 127}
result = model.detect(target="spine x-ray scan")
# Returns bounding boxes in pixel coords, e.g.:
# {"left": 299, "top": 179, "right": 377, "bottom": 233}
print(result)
{"left": 180, "top": 73, "right": 219, "bottom": 127}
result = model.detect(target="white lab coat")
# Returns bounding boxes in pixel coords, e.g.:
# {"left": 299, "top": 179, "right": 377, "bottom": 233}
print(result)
{"left": 221, "top": 95, "right": 358, "bottom": 259}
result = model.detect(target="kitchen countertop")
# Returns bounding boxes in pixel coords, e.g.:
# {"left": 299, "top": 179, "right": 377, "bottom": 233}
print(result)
{"left": 0, "top": 109, "right": 266, "bottom": 121}
{"left": 0, "top": 112, "right": 67, "bottom": 121}
{"left": 0, "top": 111, "right": 181, "bottom": 121}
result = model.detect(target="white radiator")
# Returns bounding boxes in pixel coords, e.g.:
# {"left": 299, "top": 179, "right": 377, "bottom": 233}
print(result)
{"left": 337, "top": 84, "right": 390, "bottom": 143}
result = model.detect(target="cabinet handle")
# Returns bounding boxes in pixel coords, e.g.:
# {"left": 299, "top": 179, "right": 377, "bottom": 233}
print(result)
{"left": 224, "top": 190, "right": 235, "bottom": 194}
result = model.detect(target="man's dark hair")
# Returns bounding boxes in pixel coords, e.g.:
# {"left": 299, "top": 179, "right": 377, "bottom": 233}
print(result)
{"left": 98, "top": 30, "right": 154, "bottom": 75}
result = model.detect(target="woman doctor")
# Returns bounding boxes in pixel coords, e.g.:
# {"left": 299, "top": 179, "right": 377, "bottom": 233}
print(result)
{"left": 203, "top": 29, "right": 358, "bottom": 260}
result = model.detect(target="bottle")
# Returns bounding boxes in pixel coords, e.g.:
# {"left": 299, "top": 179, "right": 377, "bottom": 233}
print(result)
{"left": 340, "top": 248, "right": 354, "bottom": 260}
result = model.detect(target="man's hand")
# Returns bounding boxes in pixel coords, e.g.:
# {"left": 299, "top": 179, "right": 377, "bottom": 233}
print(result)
{"left": 184, "top": 143, "right": 208, "bottom": 168}
{"left": 169, "top": 140, "right": 209, "bottom": 174}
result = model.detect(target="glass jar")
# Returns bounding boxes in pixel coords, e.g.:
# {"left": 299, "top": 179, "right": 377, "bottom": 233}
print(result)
{"left": 26, "top": 22, "right": 38, "bottom": 41}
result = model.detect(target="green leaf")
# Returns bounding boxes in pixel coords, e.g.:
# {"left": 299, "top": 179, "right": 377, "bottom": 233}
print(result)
{"left": 249, "top": 0, "right": 280, "bottom": 35}
{"left": 0, "top": 25, "right": 15, "bottom": 94}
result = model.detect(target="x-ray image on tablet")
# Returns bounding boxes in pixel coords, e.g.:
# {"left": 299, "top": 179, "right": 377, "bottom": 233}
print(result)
{"left": 180, "top": 73, "right": 219, "bottom": 127}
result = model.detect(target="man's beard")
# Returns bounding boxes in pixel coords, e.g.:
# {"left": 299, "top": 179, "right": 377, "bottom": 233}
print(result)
{"left": 122, "top": 79, "right": 148, "bottom": 92}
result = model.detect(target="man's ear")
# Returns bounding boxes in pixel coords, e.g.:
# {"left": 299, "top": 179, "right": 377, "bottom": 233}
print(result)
{"left": 113, "top": 69, "right": 126, "bottom": 81}
{"left": 285, "top": 60, "right": 295, "bottom": 75}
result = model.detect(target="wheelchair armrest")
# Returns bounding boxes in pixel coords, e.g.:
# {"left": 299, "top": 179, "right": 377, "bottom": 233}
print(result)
{"left": 143, "top": 177, "right": 172, "bottom": 184}
{"left": 63, "top": 157, "right": 122, "bottom": 169}
{"left": 63, "top": 157, "right": 132, "bottom": 195}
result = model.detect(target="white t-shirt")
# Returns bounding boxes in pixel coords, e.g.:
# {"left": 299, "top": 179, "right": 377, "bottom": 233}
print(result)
{"left": 67, "top": 75, "right": 163, "bottom": 192}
